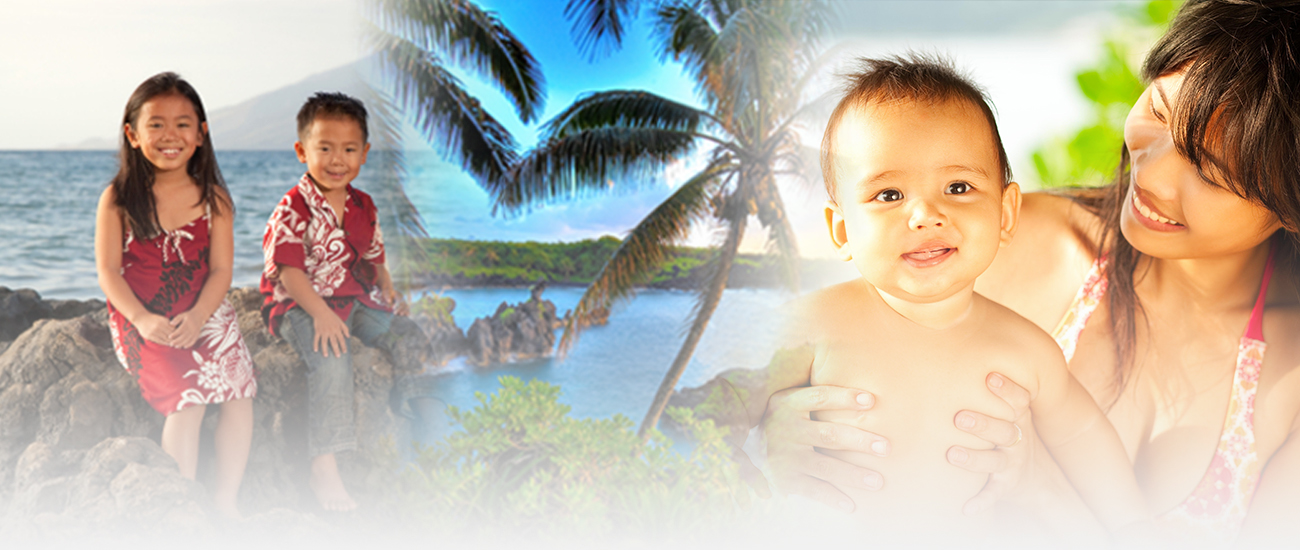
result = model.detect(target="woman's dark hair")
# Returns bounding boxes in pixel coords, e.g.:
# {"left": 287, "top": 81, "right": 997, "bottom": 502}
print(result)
{"left": 1075, "top": 0, "right": 1300, "bottom": 405}
{"left": 112, "top": 71, "right": 230, "bottom": 239}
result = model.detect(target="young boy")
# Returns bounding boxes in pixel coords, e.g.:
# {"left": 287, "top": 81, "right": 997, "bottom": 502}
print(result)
{"left": 754, "top": 56, "right": 1153, "bottom": 542}
{"left": 260, "top": 92, "right": 430, "bottom": 511}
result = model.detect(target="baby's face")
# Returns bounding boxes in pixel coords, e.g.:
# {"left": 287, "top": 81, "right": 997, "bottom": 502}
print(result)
{"left": 825, "top": 98, "right": 1018, "bottom": 304}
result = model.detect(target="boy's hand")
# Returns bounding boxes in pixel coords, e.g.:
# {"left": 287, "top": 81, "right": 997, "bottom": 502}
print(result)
{"left": 313, "top": 311, "right": 351, "bottom": 357}
{"left": 382, "top": 287, "right": 408, "bottom": 316}
{"left": 135, "top": 313, "right": 177, "bottom": 346}
{"left": 168, "top": 310, "right": 206, "bottom": 349}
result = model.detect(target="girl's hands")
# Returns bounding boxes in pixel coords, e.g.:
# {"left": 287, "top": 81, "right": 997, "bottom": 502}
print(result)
{"left": 760, "top": 385, "right": 890, "bottom": 512}
{"left": 948, "top": 372, "right": 1037, "bottom": 516}
{"left": 313, "top": 311, "right": 350, "bottom": 357}
{"left": 168, "top": 310, "right": 207, "bottom": 349}
{"left": 135, "top": 313, "right": 177, "bottom": 345}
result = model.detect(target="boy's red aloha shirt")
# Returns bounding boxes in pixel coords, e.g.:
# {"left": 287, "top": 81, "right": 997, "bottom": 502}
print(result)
{"left": 260, "top": 173, "right": 390, "bottom": 336}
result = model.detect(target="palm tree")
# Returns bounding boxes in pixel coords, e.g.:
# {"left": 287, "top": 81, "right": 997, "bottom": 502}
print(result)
{"left": 360, "top": 0, "right": 546, "bottom": 282}
{"left": 494, "top": 0, "right": 833, "bottom": 436}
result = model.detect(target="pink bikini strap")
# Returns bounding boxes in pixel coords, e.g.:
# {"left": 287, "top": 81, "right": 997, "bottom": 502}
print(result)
{"left": 1245, "top": 241, "right": 1278, "bottom": 342}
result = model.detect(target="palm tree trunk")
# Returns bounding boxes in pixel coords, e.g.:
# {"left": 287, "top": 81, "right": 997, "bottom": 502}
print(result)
{"left": 637, "top": 216, "right": 746, "bottom": 438}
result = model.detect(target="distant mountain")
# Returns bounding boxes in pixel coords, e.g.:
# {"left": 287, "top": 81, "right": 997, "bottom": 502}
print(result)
{"left": 52, "top": 62, "right": 371, "bottom": 152}
{"left": 55, "top": 136, "right": 118, "bottom": 150}
{"left": 208, "top": 61, "right": 370, "bottom": 151}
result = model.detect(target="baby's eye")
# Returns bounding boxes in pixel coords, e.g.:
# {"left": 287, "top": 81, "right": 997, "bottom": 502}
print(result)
{"left": 946, "top": 182, "right": 972, "bottom": 195}
{"left": 875, "top": 189, "right": 903, "bottom": 202}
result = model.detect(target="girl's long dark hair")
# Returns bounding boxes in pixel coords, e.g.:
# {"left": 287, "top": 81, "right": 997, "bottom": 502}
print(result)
{"left": 113, "top": 72, "right": 230, "bottom": 239}
{"left": 1071, "top": 0, "right": 1300, "bottom": 406}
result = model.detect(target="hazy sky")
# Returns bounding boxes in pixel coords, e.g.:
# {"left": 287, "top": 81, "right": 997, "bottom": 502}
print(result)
{"left": 0, "top": 0, "right": 362, "bottom": 149}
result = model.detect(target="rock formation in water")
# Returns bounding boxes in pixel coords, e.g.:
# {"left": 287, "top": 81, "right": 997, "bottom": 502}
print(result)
{"left": 465, "top": 282, "right": 561, "bottom": 366}
{"left": 664, "top": 367, "right": 765, "bottom": 441}
{"left": 410, "top": 294, "right": 469, "bottom": 367}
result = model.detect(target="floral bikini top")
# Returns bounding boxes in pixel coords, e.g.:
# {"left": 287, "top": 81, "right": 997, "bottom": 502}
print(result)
{"left": 1050, "top": 249, "right": 1274, "bottom": 542}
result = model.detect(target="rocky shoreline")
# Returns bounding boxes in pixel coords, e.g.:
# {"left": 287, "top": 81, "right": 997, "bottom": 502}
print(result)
{"left": 0, "top": 284, "right": 762, "bottom": 541}
{"left": 0, "top": 285, "right": 426, "bottom": 539}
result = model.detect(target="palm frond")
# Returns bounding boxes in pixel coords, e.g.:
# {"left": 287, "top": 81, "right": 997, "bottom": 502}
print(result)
{"left": 563, "top": 0, "right": 641, "bottom": 60}
{"left": 493, "top": 127, "right": 697, "bottom": 214}
{"left": 542, "top": 90, "right": 708, "bottom": 139}
{"left": 637, "top": 208, "right": 746, "bottom": 436}
{"left": 368, "top": 0, "right": 546, "bottom": 122}
{"left": 557, "top": 159, "right": 735, "bottom": 356}
{"left": 653, "top": 4, "right": 722, "bottom": 105}
{"left": 368, "top": 24, "right": 521, "bottom": 191}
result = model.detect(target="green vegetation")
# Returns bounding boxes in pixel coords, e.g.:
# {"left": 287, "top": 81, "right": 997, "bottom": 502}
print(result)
{"left": 1031, "top": 0, "right": 1181, "bottom": 188}
{"left": 386, "top": 377, "right": 745, "bottom": 539}
{"left": 413, "top": 236, "right": 788, "bottom": 288}
{"left": 409, "top": 293, "right": 456, "bottom": 324}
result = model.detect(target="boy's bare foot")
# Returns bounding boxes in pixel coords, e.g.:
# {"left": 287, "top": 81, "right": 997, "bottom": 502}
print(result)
{"left": 214, "top": 496, "right": 243, "bottom": 521}
{"left": 310, "top": 453, "right": 357, "bottom": 512}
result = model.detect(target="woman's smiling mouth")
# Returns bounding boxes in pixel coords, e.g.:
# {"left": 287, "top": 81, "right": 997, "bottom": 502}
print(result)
{"left": 1131, "top": 187, "right": 1186, "bottom": 231}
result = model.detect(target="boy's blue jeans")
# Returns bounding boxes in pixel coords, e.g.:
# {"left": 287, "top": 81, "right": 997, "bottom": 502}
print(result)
{"left": 280, "top": 302, "right": 419, "bottom": 457}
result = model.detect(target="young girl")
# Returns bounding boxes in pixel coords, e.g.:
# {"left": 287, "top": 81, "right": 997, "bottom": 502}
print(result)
{"left": 94, "top": 72, "right": 257, "bottom": 519}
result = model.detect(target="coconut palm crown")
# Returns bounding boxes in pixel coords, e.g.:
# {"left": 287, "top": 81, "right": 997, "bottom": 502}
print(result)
{"left": 496, "top": 0, "right": 833, "bottom": 435}
{"left": 361, "top": 0, "right": 547, "bottom": 279}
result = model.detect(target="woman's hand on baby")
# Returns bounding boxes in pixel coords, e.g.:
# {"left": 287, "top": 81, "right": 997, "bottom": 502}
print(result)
{"left": 762, "top": 385, "right": 890, "bottom": 512}
{"left": 312, "top": 311, "right": 351, "bottom": 357}
{"left": 949, "top": 372, "right": 1036, "bottom": 516}
{"left": 167, "top": 310, "right": 207, "bottom": 349}
{"left": 135, "top": 313, "right": 177, "bottom": 346}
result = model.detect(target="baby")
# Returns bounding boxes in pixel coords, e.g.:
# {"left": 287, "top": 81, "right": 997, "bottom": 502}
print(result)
{"left": 755, "top": 55, "right": 1151, "bottom": 543}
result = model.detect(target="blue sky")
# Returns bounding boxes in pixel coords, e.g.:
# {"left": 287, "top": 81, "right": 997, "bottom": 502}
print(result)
{"left": 400, "top": 1, "right": 1134, "bottom": 256}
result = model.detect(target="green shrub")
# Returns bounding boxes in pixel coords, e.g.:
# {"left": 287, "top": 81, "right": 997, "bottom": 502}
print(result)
{"left": 390, "top": 377, "right": 744, "bottom": 540}
{"left": 410, "top": 293, "right": 456, "bottom": 324}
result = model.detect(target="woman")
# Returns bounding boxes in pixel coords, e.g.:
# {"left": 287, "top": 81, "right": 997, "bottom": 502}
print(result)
{"left": 755, "top": 0, "right": 1300, "bottom": 545}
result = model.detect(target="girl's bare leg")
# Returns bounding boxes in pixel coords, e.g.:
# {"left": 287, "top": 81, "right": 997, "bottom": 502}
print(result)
{"left": 161, "top": 404, "right": 207, "bottom": 479}
{"left": 213, "top": 397, "right": 253, "bottom": 519}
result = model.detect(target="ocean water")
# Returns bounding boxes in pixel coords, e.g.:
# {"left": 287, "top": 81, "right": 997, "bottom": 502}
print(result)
{"left": 0, "top": 150, "right": 302, "bottom": 298}
{"left": 428, "top": 286, "right": 782, "bottom": 423}
{"left": 0, "top": 150, "right": 785, "bottom": 425}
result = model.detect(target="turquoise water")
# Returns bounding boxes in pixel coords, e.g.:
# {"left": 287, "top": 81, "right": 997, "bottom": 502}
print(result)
{"left": 428, "top": 286, "right": 782, "bottom": 422}
{"left": 0, "top": 151, "right": 784, "bottom": 425}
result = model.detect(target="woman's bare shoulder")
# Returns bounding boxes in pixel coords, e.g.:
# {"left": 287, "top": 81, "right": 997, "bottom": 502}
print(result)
{"left": 1016, "top": 191, "right": 1104, "bottom": 252}
{"left": 977, "top": 191, "right": 1105, "bottom": 331}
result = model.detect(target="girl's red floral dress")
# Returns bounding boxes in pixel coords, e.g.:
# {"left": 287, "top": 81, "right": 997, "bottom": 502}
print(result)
{"left": 107, "top": 212, "right": 257, "bottom": 415}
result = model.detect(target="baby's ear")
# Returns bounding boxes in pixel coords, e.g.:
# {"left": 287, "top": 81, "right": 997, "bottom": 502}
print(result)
{"left": 824, "top": 200, "right": 852, "bottom": 261}
{"left": 999, "top": 182, "right": 1022, "bottom": 248}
